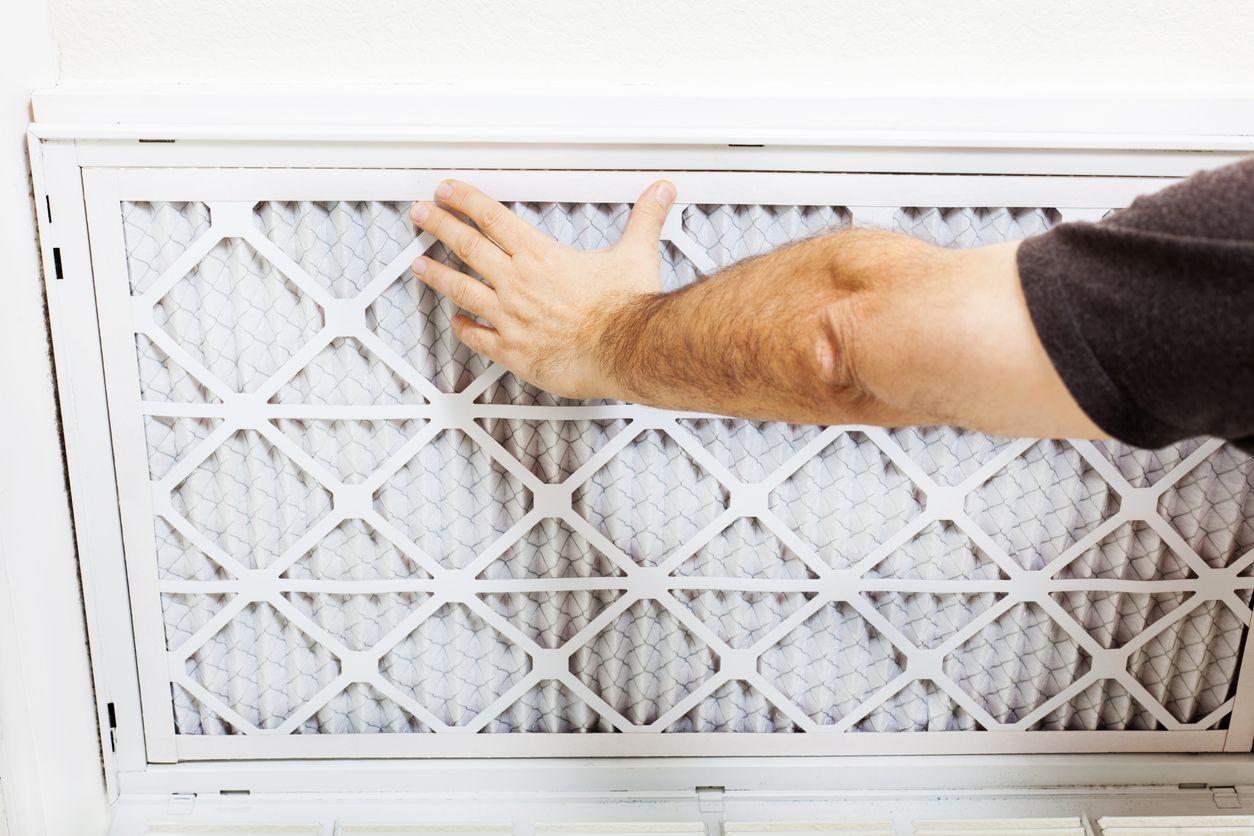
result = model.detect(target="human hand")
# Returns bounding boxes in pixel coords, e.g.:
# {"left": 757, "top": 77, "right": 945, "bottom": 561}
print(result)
{"left": 409, "top": 179, "right": 676, "bottom": 399}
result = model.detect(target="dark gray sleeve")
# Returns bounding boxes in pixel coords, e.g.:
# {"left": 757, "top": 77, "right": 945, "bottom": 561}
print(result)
{"left": 1017, "top": 157, "right": 1254, "bottom": 452}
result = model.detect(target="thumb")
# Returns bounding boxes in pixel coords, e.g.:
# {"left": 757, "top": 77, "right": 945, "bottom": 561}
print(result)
{"left": 619, "top": 180, "right": 676, "bottom": 251}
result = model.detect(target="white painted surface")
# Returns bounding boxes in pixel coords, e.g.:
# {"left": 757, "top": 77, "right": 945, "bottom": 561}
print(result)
{"left": 47, "top": 0, "right": 1254, "bottom": 88}
{"left": 104, "top": 787, "right": 1249, "bottom": 836}
{"left": 28, "top": 83, "right": 1254, "bottom": 153}
{"left": 0, "top": 1, "right": 110, "bottom": 835}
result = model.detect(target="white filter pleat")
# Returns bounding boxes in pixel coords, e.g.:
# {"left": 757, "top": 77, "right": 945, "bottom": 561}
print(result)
{"left": 483, "top": 679, "right": 615, "bottom": 733}
{"left": 570, "top": 599, "right": 718, "bottom": 725}
{"left": 379, "top": 603, "right": 530, "bottom": 726}
{"left": 683, "top": 204, "right": 852, "bottom": 270}
{"left": 366, "top": 253, "right": 491, "bottom": 393}
{"left": 122, "top": 201, "right": 212, "bottom": 295}
{"left": 758, "top": 601, "right": 905, "bottom": 726}
{"left": 134, "top": 333, "right": 219, "bottom": 403}
{"left": 374, "top": 428, "right": 532, "bottom": 570}
{"left": 272, "top": 338, "right": 424, "bottom": 406}
{"left": 853, "top": 679, "right": 979, "bottom": 732}
{"left": 865, "top": 521, "right": 1006, "bottom": 582}
{"left": 572, "top": 429, "right": 730, "bottom": 567}
{"left": 943, "top": 603, "right": 1090, "bottom": 724}
{"left": 675, "top": 517, "right": 816, "bottom": 580}
{"left": 665, "top": 679, "right": 801, "bottom": 733}
{"left": 893, "top": 207, "right": 1060, "bottom": 247}
{"left": 479, "top": 589, "right": 624, "bottom": 650}
{"left": 477, "top": 517, "right": 624, "bottom": 580}
{"left": 769, "top": 431, "right": 924, "bottom": 570}
{"left": 255, "top": 201, "right": 413, "bottom": 298}
{"left": 1155, "top": 445, "right": 1254, "bottom": 568}
{"left": 170, "top": 429, "right": 333, "bottom": 571}
{"left": 676, "top": 417, "right": 825, "bottom": 483}
{"left": 273, "top": 417, "right": 425, "bottom": 486}
{"left": 152, "top": 238, "right": 324, "bottom": 392}
{"left": 476, "top": 417, "right": 630, "bottom": 484}
{"left": 283, "top": 518, "right": 430, "bottom": 581}
{"left": 1057, "top": 521, "right": 1194, "bottom": 582}
{"left": 671, "top": 589, "right": 811, "bottom": 650}
{"left": 965, "top": 440, "right": 1118, "bottom": 571}
{"left": 183, "top": 601, "right": 340, "bottom": 732}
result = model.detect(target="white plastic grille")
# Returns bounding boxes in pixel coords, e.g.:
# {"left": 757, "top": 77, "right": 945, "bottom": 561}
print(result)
{"left": 112, "top": 194, "right": 1254, "bottom": 758}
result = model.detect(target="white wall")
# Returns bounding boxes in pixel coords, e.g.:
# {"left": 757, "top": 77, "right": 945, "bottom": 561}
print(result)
{"left": 0, "top": 2, "right": 111, "bottom": 836}
{"left": 5, "top": 4, "right": 1249, "bottom": 835}
{"left": 47, "top": 0, "right": 1254, "bottom": 88}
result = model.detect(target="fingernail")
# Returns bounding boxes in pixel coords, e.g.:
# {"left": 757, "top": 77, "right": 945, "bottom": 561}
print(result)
{"left": 435, "top": 181, "right": 454, "bottom": 200}
{"left": 411, "top": 202, "right": 430, "bottom": 224}
{"left": 654, "top": 181, "right": 675, "bottom": 207}
{"left": 411, "top": 257, "right": 427, "bottom": 276}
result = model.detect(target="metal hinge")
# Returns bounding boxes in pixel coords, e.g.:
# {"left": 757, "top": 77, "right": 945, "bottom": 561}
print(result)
{"left": 1212, "top": 786, "right": 1241, "bottom": 809}
{"left": 696, "top": 786, "right": 725, "bottom": 813}
{"left": 167, "top": 793, "right": 197, "bottom": 815}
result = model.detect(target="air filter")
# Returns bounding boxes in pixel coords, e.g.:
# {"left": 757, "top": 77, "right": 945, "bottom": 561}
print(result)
{"left": 93, "top": 192, "right": 1253, "bottom": 761}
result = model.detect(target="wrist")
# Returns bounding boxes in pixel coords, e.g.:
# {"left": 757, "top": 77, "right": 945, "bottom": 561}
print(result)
{"left": 588, "top": 290, "right": 659, "bottom": 403}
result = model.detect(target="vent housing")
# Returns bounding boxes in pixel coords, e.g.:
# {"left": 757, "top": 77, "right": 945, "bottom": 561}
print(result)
{"left": 24, "top": 88, "right": 1254, "bottom": 812}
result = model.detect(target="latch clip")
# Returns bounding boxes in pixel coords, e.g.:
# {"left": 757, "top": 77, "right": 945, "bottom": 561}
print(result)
{"left": 696, "top": 785, "right": 725, "bottom": 813}
{"left": 1212, "top": 786, "right": 1241, "bottom": 810}
{"left": 167, "top": 792, "right": 197, "bottom": 815}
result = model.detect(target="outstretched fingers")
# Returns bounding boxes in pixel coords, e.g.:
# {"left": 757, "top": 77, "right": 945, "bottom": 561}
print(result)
{"left": 412, "top": 257, "right": 500, "bottom": 324}
{"left": 450, "top": 314, "right": 505, "bottom": 363}
{"left": 433, "top": 180, "right": 542, "bottom": 254}
{"left": 411, "top": 200, "right": 510, "bottom": 281}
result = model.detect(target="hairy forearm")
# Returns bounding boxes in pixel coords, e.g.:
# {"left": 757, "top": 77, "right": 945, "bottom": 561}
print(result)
{"left": 408, "top": 179, "right": 1100, "bottom": 438}
{"left": 597, "top": 228, "right": 1102, "bottom": 437}
{"left": 598, "top": 230, "right": 902, "bottom": 423}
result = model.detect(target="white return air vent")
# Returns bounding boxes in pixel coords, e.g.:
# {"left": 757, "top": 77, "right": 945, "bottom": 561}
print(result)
{"left": 61, "top": 165, "right": 1254, "bottom": 764}
{"left": 24, "top": 88, "right": 1254, "bottom": 822}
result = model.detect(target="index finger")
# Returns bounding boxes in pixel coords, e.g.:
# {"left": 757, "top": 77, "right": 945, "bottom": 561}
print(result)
{"left": 434, "top": 180, "right": 541, "bottom": 254}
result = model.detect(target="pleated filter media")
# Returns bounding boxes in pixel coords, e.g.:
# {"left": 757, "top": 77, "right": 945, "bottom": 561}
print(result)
{"left": 111, "top": 195, "right": 1254, "bottom": 759}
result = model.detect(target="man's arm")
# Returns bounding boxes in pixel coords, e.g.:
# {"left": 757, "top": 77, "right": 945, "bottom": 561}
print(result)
{"left": 409, "top": 180, "right": 1104, "bottom": 439}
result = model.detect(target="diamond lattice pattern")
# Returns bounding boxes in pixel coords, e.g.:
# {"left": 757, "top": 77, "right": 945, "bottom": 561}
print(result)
{"left": 121, "top": 200, "right": 1254, "bottom": 743}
